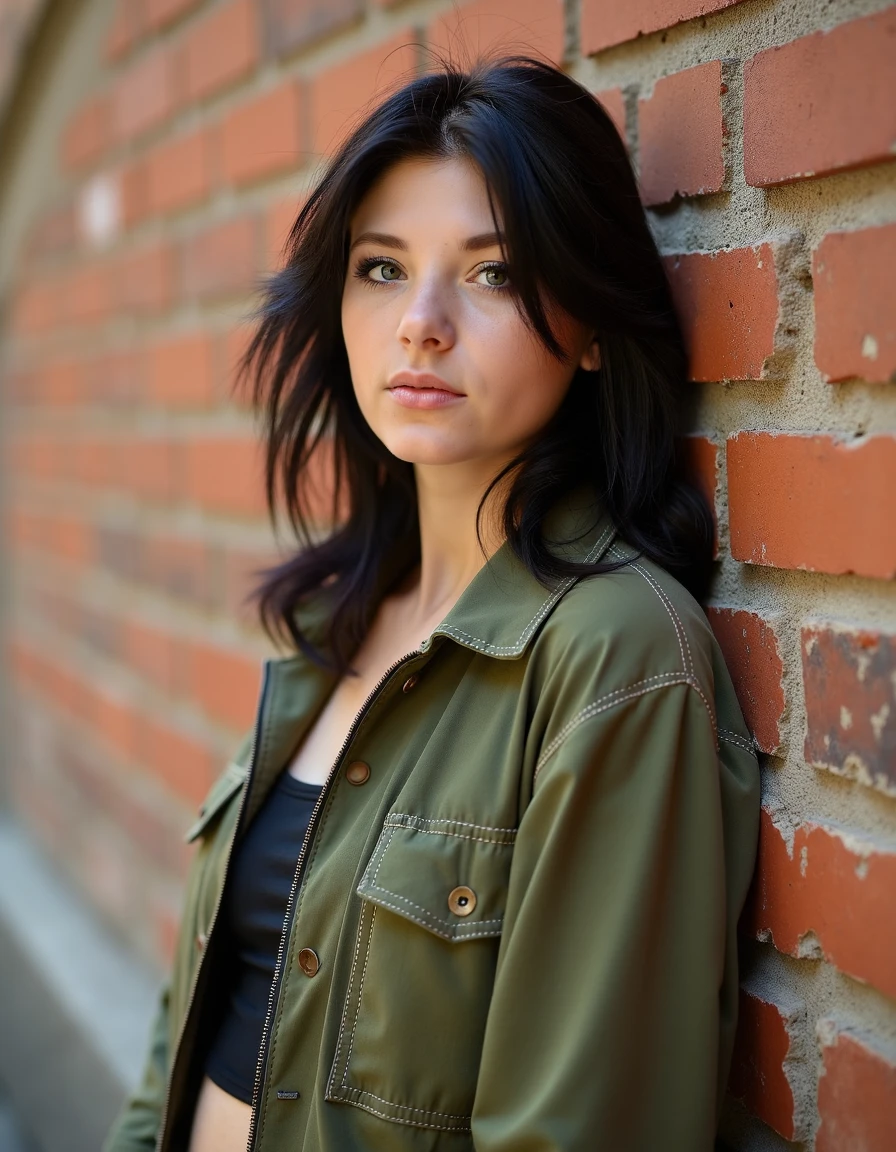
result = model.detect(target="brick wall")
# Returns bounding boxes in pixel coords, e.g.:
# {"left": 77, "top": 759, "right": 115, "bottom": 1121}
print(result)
{"left": 1, "top": 0, "right": 894, "bottom": 1148}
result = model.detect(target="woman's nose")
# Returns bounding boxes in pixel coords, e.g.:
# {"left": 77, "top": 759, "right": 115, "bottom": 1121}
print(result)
{"left": 395, "top": 282, "right": 456, "bottom": 351}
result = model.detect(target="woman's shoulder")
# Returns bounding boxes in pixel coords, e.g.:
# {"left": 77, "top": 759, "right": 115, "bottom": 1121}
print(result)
{"left": 533, "top": 537, "right": 718, "bottom": 708}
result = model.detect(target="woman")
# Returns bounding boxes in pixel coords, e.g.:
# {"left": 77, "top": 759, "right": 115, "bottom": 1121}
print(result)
{"left": 105, "top": 55, "right": 760, "bottom": 1152}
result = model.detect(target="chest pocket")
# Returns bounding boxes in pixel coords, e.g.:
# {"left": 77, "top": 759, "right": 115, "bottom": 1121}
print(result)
{"left": 184, "top": 761, "right": 248, "bottom": 843}
{"left": 326, "top": 813, "right": 516, "bottom": 1132}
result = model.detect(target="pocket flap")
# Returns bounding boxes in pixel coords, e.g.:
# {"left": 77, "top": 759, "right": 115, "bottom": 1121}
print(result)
{"left": 356, "top": 813, "right": 516, "bottom": 942}
{"left": 184, "top": 761, "right": 248, "bottom": 843}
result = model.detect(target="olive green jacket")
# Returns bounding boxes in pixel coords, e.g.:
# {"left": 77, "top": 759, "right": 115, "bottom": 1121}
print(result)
{"left": 104, "top": 491, "right": 760, "bottom": 1152}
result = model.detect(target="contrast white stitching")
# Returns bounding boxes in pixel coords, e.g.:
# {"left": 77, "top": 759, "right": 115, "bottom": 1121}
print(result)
{"left": 368, "top": 888, "right": 503, "bottom": 936}
{"left": 382, "top": 825, "right": 514, "bottom": 847}
{"left": 719, "top": 728, "right": 757, "bottom": 755}
{"left": 533, "top": 677, "right": 707, "bottom": 781}
{"left": 327, "top": 1093, "right": 471, "bottom": 1131}
{"left": 607, "top": 545, "right": 716, "bottom": 736}
{"left": 438, "top": 524, "right": 615, "bottom": 653}
{"left": 385, "top": 814, "right": 517, "bottom": 838}
{"left": 349, "top": 1088, "right": 472, "bottom": 1122}
{"left": 327, "top": 899, "right": 371, "bottom": 1097}
{"left": 537, "top": 672, "right": 690, "bottom": 766}
{"left": 342, "top": 905, "right": 378, "bottom": 1088}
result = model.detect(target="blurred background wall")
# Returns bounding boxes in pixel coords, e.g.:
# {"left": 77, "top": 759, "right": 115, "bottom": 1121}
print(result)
{"left": 0, "top": 0, "right": 893, "bottom": 1149}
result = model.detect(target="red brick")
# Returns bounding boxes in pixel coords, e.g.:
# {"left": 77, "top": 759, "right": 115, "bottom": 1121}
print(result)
{"left": 120, "top": 157, "right": 149, "bottom": 228}
{"left": 221, "top": 82, "right": 304, "bottom": 188}
{"left": 594, "top": 87, "right": 626, "bottom": 142}
{"left": 143, "top": 0, "right": 202, "bottom": 32}
{"left": 813, "top": 224, "right": 896, "bottom": 385}
{"left": 802, "top": 624, "right": 895, "bottom": 796}
{"left": 310, "top": 31, "right": 419, "bottom": 156}
{"left": 86, "top": 346, "right": 146, "bottom": 405}
{"left": 61, "top": 95, "right": 109, "bottom": 171}
{"left": 664, "top": 245, "right": 778, "bottom": 381}
{"left": 123, "top": 619, "right": 178, "bottom": 695}
{"left": 187, "top": 640, "right": 261, "bottom": 730}
{"left": 42, "top": 358, "right": 85, "bottom": 407}
{"left": 117, "top": 242, "right": 176, "bottom": 315}
{"left": 143, "top": 533, "right": 218, "bottom": 607}
{"left": 144, "top": 128, "right": 214, "bottom": 216}
{"left": 427, "top": 0, "right": 564, "bottom": 69}
{"left": 181, "top": 216, "right": 258, "bottom": 301}
{"left": 264, "top": 194, "right": 303, "bottom": 272}
{"left": 638, "top": 61, "right": 725, "bottom": 206}
{"left": 183, "top": 435, "right": 267, "bottom": 517}
{"left": 146, "top": 332, "right": 215, "bottom": 407}
{"left": 727, "top": 433, "right": 896, "bottom": 580}
{"left": 10, "top": 279, "right": 60, "bottom": 335}
{"left": 180, "top": 0, "right": 260, "bottom": 104}
{"left": 707, "top": 609, "right": 784, "bottom": 754}
{"left": 581, "top": 0, "right": 748, "bottom": 54}
{"left": 26, "top": 202, "right": 77, "bottom": 261}
{"left": 743, "top": 9, "right": 896, "bottom": 188}
{"left": 94, "top": 688, "right": 141, "bottom": 762}
{"left": 746, "top": 809, "right": 896, "bottom": 1001}
{"left": 122, "top": 437, "right": 181, "bottom": 502}
{"left": 104, "top": 0, "right": 144, "bottom": 62}
{"left": 262, "top": 0, "right": 362, "bottom": 60}
{"left": 142, "top": 716, "right": 217, "bottom": 805}
{"left": 46, "top": 515, "right": 94, "bottom": 566}
{"left": 728, "top": 988, "right": 797, "bottom": 1141}
{"left": 111, "top": 46, "right": 178, "bottom": 144}
{"left": 817, "top": 1032, "right": 896, "bottom": 1152}
{"left": 221, "top": 545, "right": 279, "bottom": 622}
{"left": 64, "top": 260, "right": 114, "bottom": 326}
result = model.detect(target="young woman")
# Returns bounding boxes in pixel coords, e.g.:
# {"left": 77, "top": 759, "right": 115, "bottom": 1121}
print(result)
{"left": 105, "top": 55, "right": 760, "bottom": 1152}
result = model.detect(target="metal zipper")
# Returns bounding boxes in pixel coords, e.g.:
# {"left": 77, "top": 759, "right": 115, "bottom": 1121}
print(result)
{"left": 155, "top": 661, "right": 273, "bottom": 1152}
{"left": 245, "top": 646, "right": 425, "bottom": 1152}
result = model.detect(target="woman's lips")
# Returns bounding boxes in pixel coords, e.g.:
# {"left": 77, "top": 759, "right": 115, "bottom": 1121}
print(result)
{"left": 386, "top": 371, "right": 465, "bottom": 410}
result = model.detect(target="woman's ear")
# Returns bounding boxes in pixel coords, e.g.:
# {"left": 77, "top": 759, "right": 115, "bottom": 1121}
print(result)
{"left": 579, "top": 337, "right": 601, "bottom": 373}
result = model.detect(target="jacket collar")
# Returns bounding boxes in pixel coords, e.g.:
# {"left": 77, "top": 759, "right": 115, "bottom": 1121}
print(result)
{"left": 289, "top": 485, "right": 618, "bottom": 666}
{"left": 424, "top": 485, "right": 617, "bottom": 660}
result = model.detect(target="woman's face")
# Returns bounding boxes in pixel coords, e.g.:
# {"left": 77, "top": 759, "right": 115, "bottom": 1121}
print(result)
{"left": 341, "top": 155, "right": 598, "bottom": 473}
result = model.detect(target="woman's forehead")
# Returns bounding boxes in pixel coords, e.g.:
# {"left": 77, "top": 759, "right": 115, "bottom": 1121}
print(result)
{"left": 348, "top": 156, "right": 503, "bottom": 243}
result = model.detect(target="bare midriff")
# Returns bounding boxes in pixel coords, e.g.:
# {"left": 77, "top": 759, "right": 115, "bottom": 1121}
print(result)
{"left": 188, "top": 1077, "right": 252, "bottom": 1152}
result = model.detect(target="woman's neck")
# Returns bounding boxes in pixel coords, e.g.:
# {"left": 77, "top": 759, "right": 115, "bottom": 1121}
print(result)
{"left": 402, "top": 460, "right": 509, "bottom": 629}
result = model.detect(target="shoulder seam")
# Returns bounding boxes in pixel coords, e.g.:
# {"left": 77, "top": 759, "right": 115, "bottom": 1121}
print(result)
{"left": 607, "top": 544, "right": 716, "bottom": 736}
{"left": 533, "top": 675, "right": 712, "bottom": 782}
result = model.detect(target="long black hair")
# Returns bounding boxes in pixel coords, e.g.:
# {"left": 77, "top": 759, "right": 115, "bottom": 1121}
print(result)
{"left": 244, "top": 53, "right": 714, "bottom": 671}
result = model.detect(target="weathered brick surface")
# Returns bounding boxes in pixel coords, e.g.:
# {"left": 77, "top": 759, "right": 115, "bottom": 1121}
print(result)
{"left": 180, "top": 0, "right": 260, "bottom": 104}
{"left": 220, "top": 81, "right": 304, "bottom": 187}
{"left": 111, "top": 45, "right": 178, "bottom": 143}
{"left": 427, "top": 0, "right": 565, "bottom": 68}
{"left": 262, "top": 0, "right": 363, "bottom": 60}
{"left": 813, "top": 223, "right": 896, "bottom": 385}
{"left": 638, "top": 61, "right": 725, "bottom": 206}
{"left": 727, "top": 433, "right": 896, "bottom": 579}
{"left": 62, "top": 94, "right": 109, "bottom": 171}
{"left": 816, "top": 1032, "right": 896, "bottom": 1152}
{"left": 308, "top": 31, "right": 418, "bottom": 156}
{"left": 144, "top": 128, "right": 215, "bottom": 217}
{"left": 707, "top": 608, "right": 784, "bottom": 754}
{"left": 663, "top": 245, "right": 779, "bottom": 381}
{"left": 593, "top": 87, "right": 625, "bottom": 141}
{"left": 728, "top": 989, "right": 798, "bottom": 1141}
{"left": 746, "top": 809, "right": 896, "bottom": 1001}
{"left": 180, "top": 215, "right": 259, "bottom": 300}
{"left": 743, "top": 9, "right": 896, "bottom": 187}
{"left": 581, "top": 0, "right": 749, "bottom": 54}
{"left": 802, "top": 624, "right": 896, "bottom": 796}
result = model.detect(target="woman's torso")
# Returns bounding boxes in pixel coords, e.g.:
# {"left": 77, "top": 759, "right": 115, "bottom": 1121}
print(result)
{"left": 188, "top": 576, "right": 457, "bottom": 1152}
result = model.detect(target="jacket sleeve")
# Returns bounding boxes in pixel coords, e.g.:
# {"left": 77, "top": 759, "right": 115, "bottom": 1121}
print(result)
{"left": 102, "top": 980, "right": 172, "bottom": 1152}
{"left": 470, "top": 679, "right": 759, "bottom": 1152}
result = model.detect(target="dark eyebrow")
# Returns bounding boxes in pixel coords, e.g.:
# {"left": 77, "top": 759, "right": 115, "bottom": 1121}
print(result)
{"left": 348, "top": 230, "right": 506, "bottom": 253}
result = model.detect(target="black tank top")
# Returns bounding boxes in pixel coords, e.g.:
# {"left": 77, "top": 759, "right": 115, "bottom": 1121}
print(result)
{"left": 204, "top": 770, "right": 322, "bottom": 1103}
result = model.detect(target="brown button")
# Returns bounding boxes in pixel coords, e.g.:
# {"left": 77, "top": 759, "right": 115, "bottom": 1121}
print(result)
{"left": 196, "top": 931, "right": 208, "bottom": 952}
{"left": 297, "top": 947, "right": 320, "bottom": 977}
{"left": 345, "top": 760, "right": 370, "bottom": 786}
{"left": 448, "top": 886, "right": 477, "bottom": 917}
{"left": 401, "top": 674, "right": 419, "bottom": 693}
